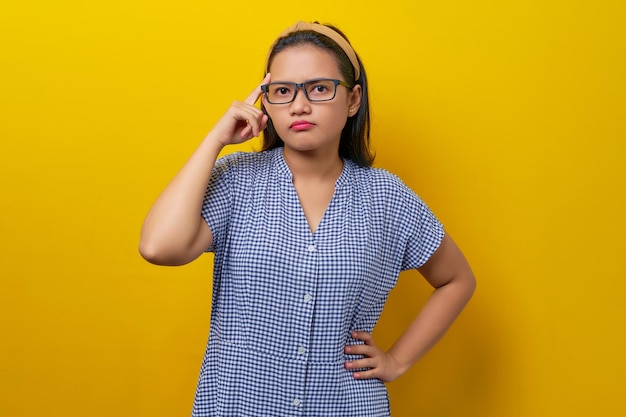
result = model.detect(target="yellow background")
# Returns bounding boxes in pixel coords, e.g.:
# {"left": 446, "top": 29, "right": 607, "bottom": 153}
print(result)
{"left": 1, "top": 1, "right": 624, "bottom": 416}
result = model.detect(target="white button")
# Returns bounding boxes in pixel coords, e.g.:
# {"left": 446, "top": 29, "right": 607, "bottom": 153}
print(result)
{"left": 307, "top": 245, "right": 316, "bottom": 252}
{"left": 304, "top": 294, "right": 312, "bottom": 302}
{"left": 297, "top": 346, "right": 306, "bottom": 354}
{"left": 293, "top": 398, "right": 301, "bottom": 406}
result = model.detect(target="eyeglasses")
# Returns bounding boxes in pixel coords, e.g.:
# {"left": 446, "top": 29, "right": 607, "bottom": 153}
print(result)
{"left": 261, "top": 78, "right": 352, "bottom": 104}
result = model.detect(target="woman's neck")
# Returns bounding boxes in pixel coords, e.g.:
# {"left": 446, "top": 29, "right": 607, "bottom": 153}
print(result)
{"left": 282, "top": 146, "right": 343, "bottom": 181}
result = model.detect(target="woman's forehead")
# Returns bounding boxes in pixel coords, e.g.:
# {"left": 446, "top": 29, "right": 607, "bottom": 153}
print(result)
{"left": 268, "top": 45, "right": 342, "bottom": 81}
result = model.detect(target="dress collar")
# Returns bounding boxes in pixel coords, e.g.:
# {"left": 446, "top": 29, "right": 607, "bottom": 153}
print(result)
{"left": 273, "top": 147, "right": 352, "bottom": 189}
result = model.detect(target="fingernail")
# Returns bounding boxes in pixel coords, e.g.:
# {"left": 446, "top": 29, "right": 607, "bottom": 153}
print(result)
{"left": 345, "top": 346, "right": 351, "bottom": 353}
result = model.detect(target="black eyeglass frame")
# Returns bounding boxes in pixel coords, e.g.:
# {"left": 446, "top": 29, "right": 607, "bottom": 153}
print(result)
{"left": 260, "top": 78, "right": 352, "bottom": 104}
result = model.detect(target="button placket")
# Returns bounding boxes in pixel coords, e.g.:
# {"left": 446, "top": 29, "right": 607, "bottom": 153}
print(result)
{"left": 288, "top": 236, "right": 315, "bottom": 412}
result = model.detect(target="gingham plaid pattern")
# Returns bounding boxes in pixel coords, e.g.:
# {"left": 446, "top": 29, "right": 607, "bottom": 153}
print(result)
{"left": 194, "top": 148, "right": 444, "bottom": 416}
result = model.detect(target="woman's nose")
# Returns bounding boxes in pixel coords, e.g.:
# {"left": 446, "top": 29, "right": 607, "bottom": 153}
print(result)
{"left": 290, "top": 87, "right": 311, "bottom": 114}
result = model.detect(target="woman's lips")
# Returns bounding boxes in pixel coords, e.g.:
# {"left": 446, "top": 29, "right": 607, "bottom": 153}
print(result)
{"left": 290, "top": 121, "right": 315, "bottom": 131}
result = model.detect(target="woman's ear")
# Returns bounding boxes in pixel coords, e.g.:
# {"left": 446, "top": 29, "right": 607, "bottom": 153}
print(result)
{"left": 348, "top": 84, "right": 362, "bottom": 115}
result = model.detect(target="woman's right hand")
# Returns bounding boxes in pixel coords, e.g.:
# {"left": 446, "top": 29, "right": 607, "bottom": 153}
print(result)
{"left": 210, "top": 73, "right": 271, "bottom": 146}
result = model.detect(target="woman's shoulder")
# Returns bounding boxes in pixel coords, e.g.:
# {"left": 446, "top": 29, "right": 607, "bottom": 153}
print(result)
{"left": 348, "top": 161, "right": 410, "bottom": 192}
{"left": 215, "top": 148, "right": 280, "bottom": 173}
{"left": 217, "top": 148, "right": 278, "bottom": 164}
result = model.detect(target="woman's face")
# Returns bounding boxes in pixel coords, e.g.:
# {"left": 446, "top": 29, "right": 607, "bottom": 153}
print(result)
{"left": 263, "top": 45, "right": 361, "bottom": 155}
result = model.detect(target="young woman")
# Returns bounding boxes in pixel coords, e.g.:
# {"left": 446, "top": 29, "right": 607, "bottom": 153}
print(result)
{"left": 140, "top": 21, "right": 476, "bottom": 416}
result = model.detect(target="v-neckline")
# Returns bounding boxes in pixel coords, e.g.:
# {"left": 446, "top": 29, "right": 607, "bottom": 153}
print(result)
{"left": 276, "top": 149, "right": 348, "bottom": 237}
{"left": 293, "top": 182, "right": 336, "bottom": 235}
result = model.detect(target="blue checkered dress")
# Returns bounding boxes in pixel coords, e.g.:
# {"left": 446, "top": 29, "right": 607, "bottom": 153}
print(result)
{"left": 194, "top": 148, "right": 444, "bottom": 416}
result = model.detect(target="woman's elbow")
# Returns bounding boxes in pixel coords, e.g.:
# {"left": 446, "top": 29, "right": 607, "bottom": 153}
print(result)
{"left": 138, "top": 238, "right": 188, "bottom": 266}
{"left": 461, "top": 269, "right": 477, "bottom": 300}
{"left": 139, "top": 238, "right": 167, "bottom": 265}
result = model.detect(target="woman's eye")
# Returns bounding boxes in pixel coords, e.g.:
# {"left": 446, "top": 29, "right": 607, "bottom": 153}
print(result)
{"left": 311, "top": 84, "right": 328, "bottom": 93}
{"left": 272, "top": 86, "right": 291, "bottom": 96}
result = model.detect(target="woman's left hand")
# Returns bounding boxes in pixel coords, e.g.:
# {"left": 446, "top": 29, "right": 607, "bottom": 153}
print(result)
{"left": 344, "top": 331, "right": 403, "bottom": 382}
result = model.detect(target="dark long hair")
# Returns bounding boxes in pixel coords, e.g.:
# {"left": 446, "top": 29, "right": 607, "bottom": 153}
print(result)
{"left": 261, "top": 24, "right": 374, "bottom": 167}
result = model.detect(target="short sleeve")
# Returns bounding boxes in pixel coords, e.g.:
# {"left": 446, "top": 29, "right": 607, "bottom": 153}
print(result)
{"left": 200, "top": 155, "right": 236, "bottom": 252}
{"left": 400, "top": 185, "right": 445, "bottom": 271}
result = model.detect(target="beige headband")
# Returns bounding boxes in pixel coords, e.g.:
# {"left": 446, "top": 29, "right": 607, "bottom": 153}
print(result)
{"left": 265, "top": 21, "right": 361, "bottom": 81}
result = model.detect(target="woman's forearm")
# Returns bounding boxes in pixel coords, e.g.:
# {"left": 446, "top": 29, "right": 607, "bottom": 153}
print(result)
{"left": 388, "top": 270, "right": 476, "bottom": 375}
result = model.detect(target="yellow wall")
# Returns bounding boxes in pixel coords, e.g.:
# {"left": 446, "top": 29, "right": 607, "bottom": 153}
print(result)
{"left": 1, "top": 1, "right": 624, "bottom": 416}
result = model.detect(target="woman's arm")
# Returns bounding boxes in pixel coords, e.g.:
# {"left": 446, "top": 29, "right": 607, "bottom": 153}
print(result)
{"left": 345, "top": 233, "right": 476, "bottom": 381}
{"left": 139, "top": 75, "right": 270, "bottom": 266}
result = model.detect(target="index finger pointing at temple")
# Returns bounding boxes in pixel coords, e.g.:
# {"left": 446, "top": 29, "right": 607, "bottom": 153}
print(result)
{"left": 243, "top": 73, "right": 271, "bottom": 106}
